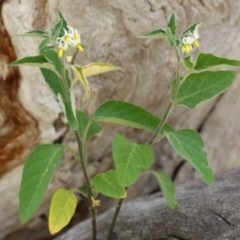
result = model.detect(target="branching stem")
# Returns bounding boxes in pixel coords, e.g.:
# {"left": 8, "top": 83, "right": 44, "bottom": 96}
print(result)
{"left": 107, "top": 47, "right": 183, "bottom": 240}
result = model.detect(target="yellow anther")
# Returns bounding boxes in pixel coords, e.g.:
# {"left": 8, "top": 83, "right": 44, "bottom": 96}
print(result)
{"left": 74, "top": 33, "right": 80, "bottom": 39}
{"left": 64, "top": 35, "right": 71, "bottom": 42}
{"left": 58, "top": 48, "right": 64, "bottom": 57}
{"left": 194, "top": 40, "right": 200, "bottom": 48}
{"left": 185, "top": 44, "right": 191, "bottom": 53}
{"left": 77, "top": 44, "right": 84, "bottom": 52}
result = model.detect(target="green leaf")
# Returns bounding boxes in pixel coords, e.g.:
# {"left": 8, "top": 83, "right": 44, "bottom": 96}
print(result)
{"left": 40, "top": 68, "right": 66, "bottom": 96}
{"left": 38, "top": 38, "right": 50, "bottom": 51}
{"left": 19, "top": 144, "right": 65, "bottom": 223}
{"left": 56, "top": 9, "right": 68, "bottom": 37}
{"left": 39, "top": 47, "right": 66, "bottom": 96}
{"left": 83, "top": 62, "right": 120, "bottom": 77}
{"left": 9, "top": 54, "right": 62, "bottom": 80}
{"left": 49, "top": 189, "right": 77, "bottom": 235}
{"left": 165, "top": 129, "right": 214, "bottom": 185}
{"left": 10, "top": 54, "right": 58, "bottom": 73}
{"left": 58, "top": 94, "right": 78, "bottom": 130}
{"left": 92, "top": 170, "right": 127, "bottom": 198}
{"left": 151, "top": 171, "right": 179, "bottom": 209}
{"left": 52, "top": 19, "right": 63, "bottom": 38}
{"left": 174, "top": 71, "right": 236, "bottom": 109}
{"left": 194, "top": 53, "right": 240, "bottom": 71}
{"left": 167, "top": 13, "right": 176, "bottom": 35}
{"left": 139, "top": 29, "right": 168, "bottom": 39}
{"left": 76, "top": 111, "right": 102, "bottom": 142}
{"left": 92, "top": 100, "right": 174, "bottom": 134}
{"left": 113, "top": 134, "right": 154, "bottom": 187}
{"left": 182, "top": 21, "right": 202, "bottom": 35}
{"left": 183, "top": 56, "right": 194, "bottom": 70}
{"left": 18, "top": 30, "right": 48, "bottom": 38}
{"left": 40, "top": 47, "right": 62, "bottom": 73}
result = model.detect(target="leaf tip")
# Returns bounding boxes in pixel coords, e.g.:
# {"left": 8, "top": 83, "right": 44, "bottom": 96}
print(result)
{"left": 49, "top": 227, "right": 58, "bottom": 235}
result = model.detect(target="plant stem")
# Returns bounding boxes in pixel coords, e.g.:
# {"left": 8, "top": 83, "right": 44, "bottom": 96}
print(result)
{"left": 148, "top": 51, "right": 181, "bottom": 145}
{"left": 107, "top": 47, "right": 182, "bottom": 239}
{"left": 107, "top": 198, "right": 125, "bottom": 240}
{"left": 58, "top": 54, "right": 97, "bottom": 239}
{"left": 75, "top": 131, "right": 97, "bottom": 240}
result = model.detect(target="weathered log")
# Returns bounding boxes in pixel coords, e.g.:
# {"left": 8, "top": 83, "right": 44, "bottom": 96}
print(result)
{"left": 56, "top": 167, "right": 240, "bottom": 240}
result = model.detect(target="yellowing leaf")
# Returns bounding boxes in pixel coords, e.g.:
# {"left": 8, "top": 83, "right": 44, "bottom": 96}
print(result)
{"left": 83, "top": 62, "right": 120, "bottom": 77}
{"left": 49, "top": 189, "right": 77, "bottom": 235}
{"left": 68, "top": 65, "right": 91, "bottom": 99}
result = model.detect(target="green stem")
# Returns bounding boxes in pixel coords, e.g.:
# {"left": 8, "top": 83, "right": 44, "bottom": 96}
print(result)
{"left": 106, "top": 197, "right": 125, "bottom": 240}
{"left": 107, "top": 47, "right": 182, "bottom": 239}
{"left": 75, "top": 131, "right": 97, "bottom": 240}
{"left": 148, "top": 55, "right": 181, "bottom": 145}
{"left": 58, "top": 54, "right": 97, "bottom": 240}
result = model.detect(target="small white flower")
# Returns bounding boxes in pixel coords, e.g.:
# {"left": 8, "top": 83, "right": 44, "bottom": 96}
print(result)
{"left": 192, "top": 29, "right": 199, "bottom": 39}
{"left": 181, "top": 28, "right": 200, "bottom": 53}
{"left": 182, "top": 36, "right": 194, "bottom": 45}
{"left": 56, "top": 25, "right": 84, "bottom": 58}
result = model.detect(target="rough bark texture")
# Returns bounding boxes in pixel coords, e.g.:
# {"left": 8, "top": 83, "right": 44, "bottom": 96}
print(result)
{"left": 55, "top": 167, "right": 240, "bottom": 240}
{"left": 1, "top": 0, "right": 240, "bottom": 239}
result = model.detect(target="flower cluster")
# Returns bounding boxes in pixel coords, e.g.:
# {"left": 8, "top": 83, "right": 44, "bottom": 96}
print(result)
{"left": 181, "top": 29, "right": 200, "bottom": 53}
{"left": 56, "top": 26, "right": 84, "bottom": 59}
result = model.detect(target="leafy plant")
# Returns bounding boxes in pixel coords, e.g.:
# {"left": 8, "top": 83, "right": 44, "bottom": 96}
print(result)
{"left": 10, "top": 11, "right": 240, "bottom": 240}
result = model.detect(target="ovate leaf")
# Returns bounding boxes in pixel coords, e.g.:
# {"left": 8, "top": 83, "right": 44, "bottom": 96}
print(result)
{"left": 93, "top": 170, "right": 127, "bottom": 198}
{"left": 113, "top": 134, "right": 154, "bottom": 187}
{"left": 76, "top": 111, "right": 102, "bottom": 141}
{"left": 92, "top": 100, "right": 174, "bottom": 134}
{"left": 83, "top": 62, "right": 120, "bottom": 77}
{"left": 194, "top": 53, "right": 240, "bottom": 70}
{"left": 49, "top": 189, "right": 77, "bottom": 235}
{"left": 151, "top": 171, "right": 179, "bottom": 209}
{"left": 165, "top": 129, "right": 214, "bottom": 185}
{"left": 174, "top": 71, "right": 236, "bottom": 109}
{"left": 139, "top": 29, "right": 168, "bottom": 39}
{"left": 58, "top": 94, "right": 78, "bottom": 130}
{"left": 19, "top": 144, "right": 64, "bottom": 223}
{"left": 18, "top": 30, "right": 48, "bottom": 38}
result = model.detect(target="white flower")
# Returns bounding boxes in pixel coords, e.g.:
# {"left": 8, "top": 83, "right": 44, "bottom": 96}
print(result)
{"left": 181, "top": 29, "right": 200, "bottom": 53}
{"left": 56, "top": 25, "right": 83, "bottom": 58}
{"left": 192, "top": 29, "right": 199, "bottom": 39}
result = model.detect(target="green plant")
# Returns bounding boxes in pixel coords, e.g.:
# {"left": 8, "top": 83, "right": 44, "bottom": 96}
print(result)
{"left": 10, "top": 11, "right": 240, "bottom": 240}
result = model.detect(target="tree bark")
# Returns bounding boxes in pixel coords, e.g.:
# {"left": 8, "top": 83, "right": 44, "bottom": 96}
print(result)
{"left": 56, "top": 167, "right": 240, "bottom": 240}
